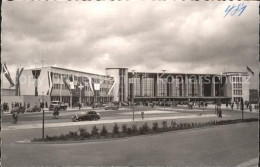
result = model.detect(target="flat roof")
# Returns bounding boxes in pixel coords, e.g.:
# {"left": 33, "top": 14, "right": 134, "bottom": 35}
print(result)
{"left": 105, "top": 68, "right": 128, "bottom": 70}
{"left": 128, "top": 71, "right": 218, "bottom": 76}
{"left": 24, "top": 66, "right": 111, "bottom": 78}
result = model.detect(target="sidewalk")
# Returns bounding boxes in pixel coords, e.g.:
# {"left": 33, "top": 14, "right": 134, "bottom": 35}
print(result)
{"left": 2, "top": 114, "right": 224, "bottom": 131}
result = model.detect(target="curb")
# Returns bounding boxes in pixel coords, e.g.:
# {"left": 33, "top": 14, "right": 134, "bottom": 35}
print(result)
{"left": 15, "top": 120, "right": 258, "bottom": 145}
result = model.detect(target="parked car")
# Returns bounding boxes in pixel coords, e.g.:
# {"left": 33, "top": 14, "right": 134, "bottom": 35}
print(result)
{"left": 104, "top": 105, "right": 119, "bottom": 110}
{"left": 72, "top": 111, "right": 100, "bottom": 122}
{"left": 49, "top": 101, "right": 68, "bottom": 111}
{"left": 91, "top": 102, "right": 103, "bottom": 108}
{"left": 25, "top": 106, "right": 42, "bottom": 112}
{"left": 10, "top": 106, "right": 26, "bottom": 114}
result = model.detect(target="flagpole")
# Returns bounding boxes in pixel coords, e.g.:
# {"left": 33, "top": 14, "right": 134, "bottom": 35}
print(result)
{"left": 1, "top": 63, "right": 4, "bottom": 115}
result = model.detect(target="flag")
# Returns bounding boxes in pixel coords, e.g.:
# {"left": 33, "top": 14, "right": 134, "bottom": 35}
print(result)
{"left": 2, "top": 63, "right": 15, "bottom": 87}
{"left": 88, "top": 76, "right": 94, "bottom": 91}
{"left": 15, "top": 67, "right": 24, "bottom": 96}
{"left": 47, "top": 71, "right": 53, "bottom": 95}
{"left": 63, "top": 76, "right": 71, "bottom": 93}
{"left": 32, "top": 69, "right": 41, "bottom": 96}
{"left": 246, "top": 66, "right": 254, "bottom": 76}
{"left": 69, "top": 75, "right": 75, "bottom": 89}
{"left": 107, "top": 79, "right": 115, "bottom": 95}
{"left": 94, "top": 83, "right": 101, "bottom": 91}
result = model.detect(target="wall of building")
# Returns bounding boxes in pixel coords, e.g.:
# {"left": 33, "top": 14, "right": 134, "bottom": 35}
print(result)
{"left": 106, "top": 68, "right": 128, "bottom": 102}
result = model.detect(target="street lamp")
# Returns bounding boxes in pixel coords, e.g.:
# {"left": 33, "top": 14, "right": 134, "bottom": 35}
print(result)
{"left": 162, "top": 70, "right": 166, "bottom": 110}
{"left": 132, "top": 70, "right": 135, "bottom": 121}
{"left": 42, "top": 91, "right": 45, "bottom": 140}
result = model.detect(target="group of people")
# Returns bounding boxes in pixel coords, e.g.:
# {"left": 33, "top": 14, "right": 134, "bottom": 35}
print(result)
{"left": 225, "top": 101, "right": 258, "bottom": 112}
{"left": 187, "top": 101, "right": 208, "bottom": 110}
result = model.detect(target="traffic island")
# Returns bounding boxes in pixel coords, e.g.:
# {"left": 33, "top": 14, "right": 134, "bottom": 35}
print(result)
{"left": 32, "top": 118, "right": 258, "bottom": 143}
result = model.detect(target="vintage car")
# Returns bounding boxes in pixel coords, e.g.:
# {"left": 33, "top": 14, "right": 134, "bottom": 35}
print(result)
{"left": 25, "top": 106, "right": 42, "bottom": 112}
{"left": 49, "top": 101, "right": 68, "bottom": 111}
{"left": 72, "top": 111, "right": 100, "bottom": 122}
{"left": 104, "top": 105, "right": 119, "bottom": 110}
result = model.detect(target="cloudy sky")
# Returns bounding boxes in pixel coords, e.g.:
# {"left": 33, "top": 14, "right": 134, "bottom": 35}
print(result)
{"left": 2, "top": 1, "right": 259, "bottom": 89}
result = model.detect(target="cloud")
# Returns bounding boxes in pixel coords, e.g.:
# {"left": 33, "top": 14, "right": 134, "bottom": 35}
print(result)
{"left": 2, "top": 1, "right": 258, "bottom": 89}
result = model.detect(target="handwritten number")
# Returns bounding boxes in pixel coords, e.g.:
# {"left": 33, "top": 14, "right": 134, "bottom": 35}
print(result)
{"left": 224, "top": 2, "right": 247, "bottom": 18}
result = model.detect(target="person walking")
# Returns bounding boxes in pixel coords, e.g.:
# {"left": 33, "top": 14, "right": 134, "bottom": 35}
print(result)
{"left": 231, "top": 102, "right": 234, "bottom": 110}
{"left": 45, "top": 102, "right": 48, "bottom": 108}
{"left": 217, "top": 108, "right": 222, "bottom": 118}
{"left": 12, "top": 111, "right": 18, "bottom": 124}
{"left": 141, "top": 111, "right": 144, "bottom": 120}
{"left": 226, "top": 102, "right": 228, "bottom": 109}
{"left": 53, "top": 106, "right": 59, "bottom": 119}
{"left": 27, "top": 102, "right": 30, "bottom": 109}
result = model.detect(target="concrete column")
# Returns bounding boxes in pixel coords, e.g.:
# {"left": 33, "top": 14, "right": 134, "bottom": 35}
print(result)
{"left": 182, "top": 76, "right": 185, "bottom": 97}
{"left": 185, "top": 75, "right": 189, "bottom": 97}
{"left": 198, "top": 76, "right": 203, "bottom": 97}
{"left": 154, "top": 74, "right": 158, "bottom": 97}
{"left": 211, "top": 76, "right": 215, "bottom": 97}
{"left": 140, "top": 75, "right": 143, "bottom": 96}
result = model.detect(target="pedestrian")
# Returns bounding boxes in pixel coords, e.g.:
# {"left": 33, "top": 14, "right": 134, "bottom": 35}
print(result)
{"left": 226, "top": 102, "right": 228, "bottom": 109}
{"left": 27, "top": 102, "right": 30, "bottom": 109}
{"left": 12, "top": 111, "right": 18, "bottom": 124}
{"left": 45, "top": 102, "right": 48, "bottom": 108}
{"left": 53, "top": 106, "right": 59, "bottom": 119}
{"left": 141, "top": 111, "right": 144, "bottom": 120}
{"left": 217, "top": 108, "right": 222, "bottom": 118}
{"left": 231, "top": 102, "right": 234, "bottom": 110}
{"left": 249, "top": 103, "right": 252, "bottom": 112}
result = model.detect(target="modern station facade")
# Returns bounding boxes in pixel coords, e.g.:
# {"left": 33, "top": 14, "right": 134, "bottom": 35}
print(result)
{"left": 105, "top": 68, "right": 250, "bottom": 104}
{"left": 3, "top": 66, "right": 251, "bottom": 107}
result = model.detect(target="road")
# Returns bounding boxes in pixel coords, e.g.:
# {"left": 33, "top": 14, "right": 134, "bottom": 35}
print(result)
{"left": 1, "top": 106, "right": 258, "bottom": 166}
{"left": 2, "top": 122, "right": 258, "bottom": 166}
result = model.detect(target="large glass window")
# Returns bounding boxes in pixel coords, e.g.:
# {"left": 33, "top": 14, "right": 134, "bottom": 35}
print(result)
{"left": 158, "top": 78, "right": 167, "bottom": 97}
{"left": 143, "top": 78, "right": 154, "bottom": 97}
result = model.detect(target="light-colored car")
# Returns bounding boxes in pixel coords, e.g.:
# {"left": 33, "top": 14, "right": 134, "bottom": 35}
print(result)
{"left": 25, "top": 106, "right": 42, "bottom": 112}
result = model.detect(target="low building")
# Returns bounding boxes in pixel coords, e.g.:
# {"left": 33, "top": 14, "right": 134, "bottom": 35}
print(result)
{"left": 19, "top": 66, "right": 115, "bottom": 107}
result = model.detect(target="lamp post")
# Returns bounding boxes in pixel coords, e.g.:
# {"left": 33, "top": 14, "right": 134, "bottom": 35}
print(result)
{"left": 78, "top": 83, "right": 84, "bottom": 106}
{"left": 132, "top": 70, "right": 135, "bottom": 121}
{"left": 42, "top": 91, "right": 45, "bottom": 140}
{"left": 162, "top": 70, "right": 166, "bottom": 110}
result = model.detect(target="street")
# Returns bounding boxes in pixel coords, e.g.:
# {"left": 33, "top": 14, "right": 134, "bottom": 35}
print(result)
{"left": 1, "top": 105, "right": 259, "bottom": 166}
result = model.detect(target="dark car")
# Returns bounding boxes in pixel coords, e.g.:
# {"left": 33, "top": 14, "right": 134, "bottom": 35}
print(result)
{"left": 10, "top": 106, "right": 26, "bottom": 114}
{"left": 72, "top": 111, "right": 100, "bottom": 122}
{"left": 91, "top": 103, "right": 103, "bottom": 108}
{"left": 25, "top": 106, "right": 42, "bottom": 112}
{"left": 104, "top": 105, "right": 119, "bottom": 110}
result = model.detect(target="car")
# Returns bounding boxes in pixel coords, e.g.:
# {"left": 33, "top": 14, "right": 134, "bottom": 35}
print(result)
{"left": 25, "top": 106, "right": 42, "bottom": 112}
{"left": 49, "top": 101, "right": 68, "bottom": 111}
{"left": 104, "top": 105, "right": 119, "bottom": 110}
{"left": 72, "top": 111, "right": 100, "bottom": 122}
{"left": 11, "top": 106, "right": 26, "bottom": 114}
{"left": 91, "top": 102, "right": 103, "bottom": 108}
